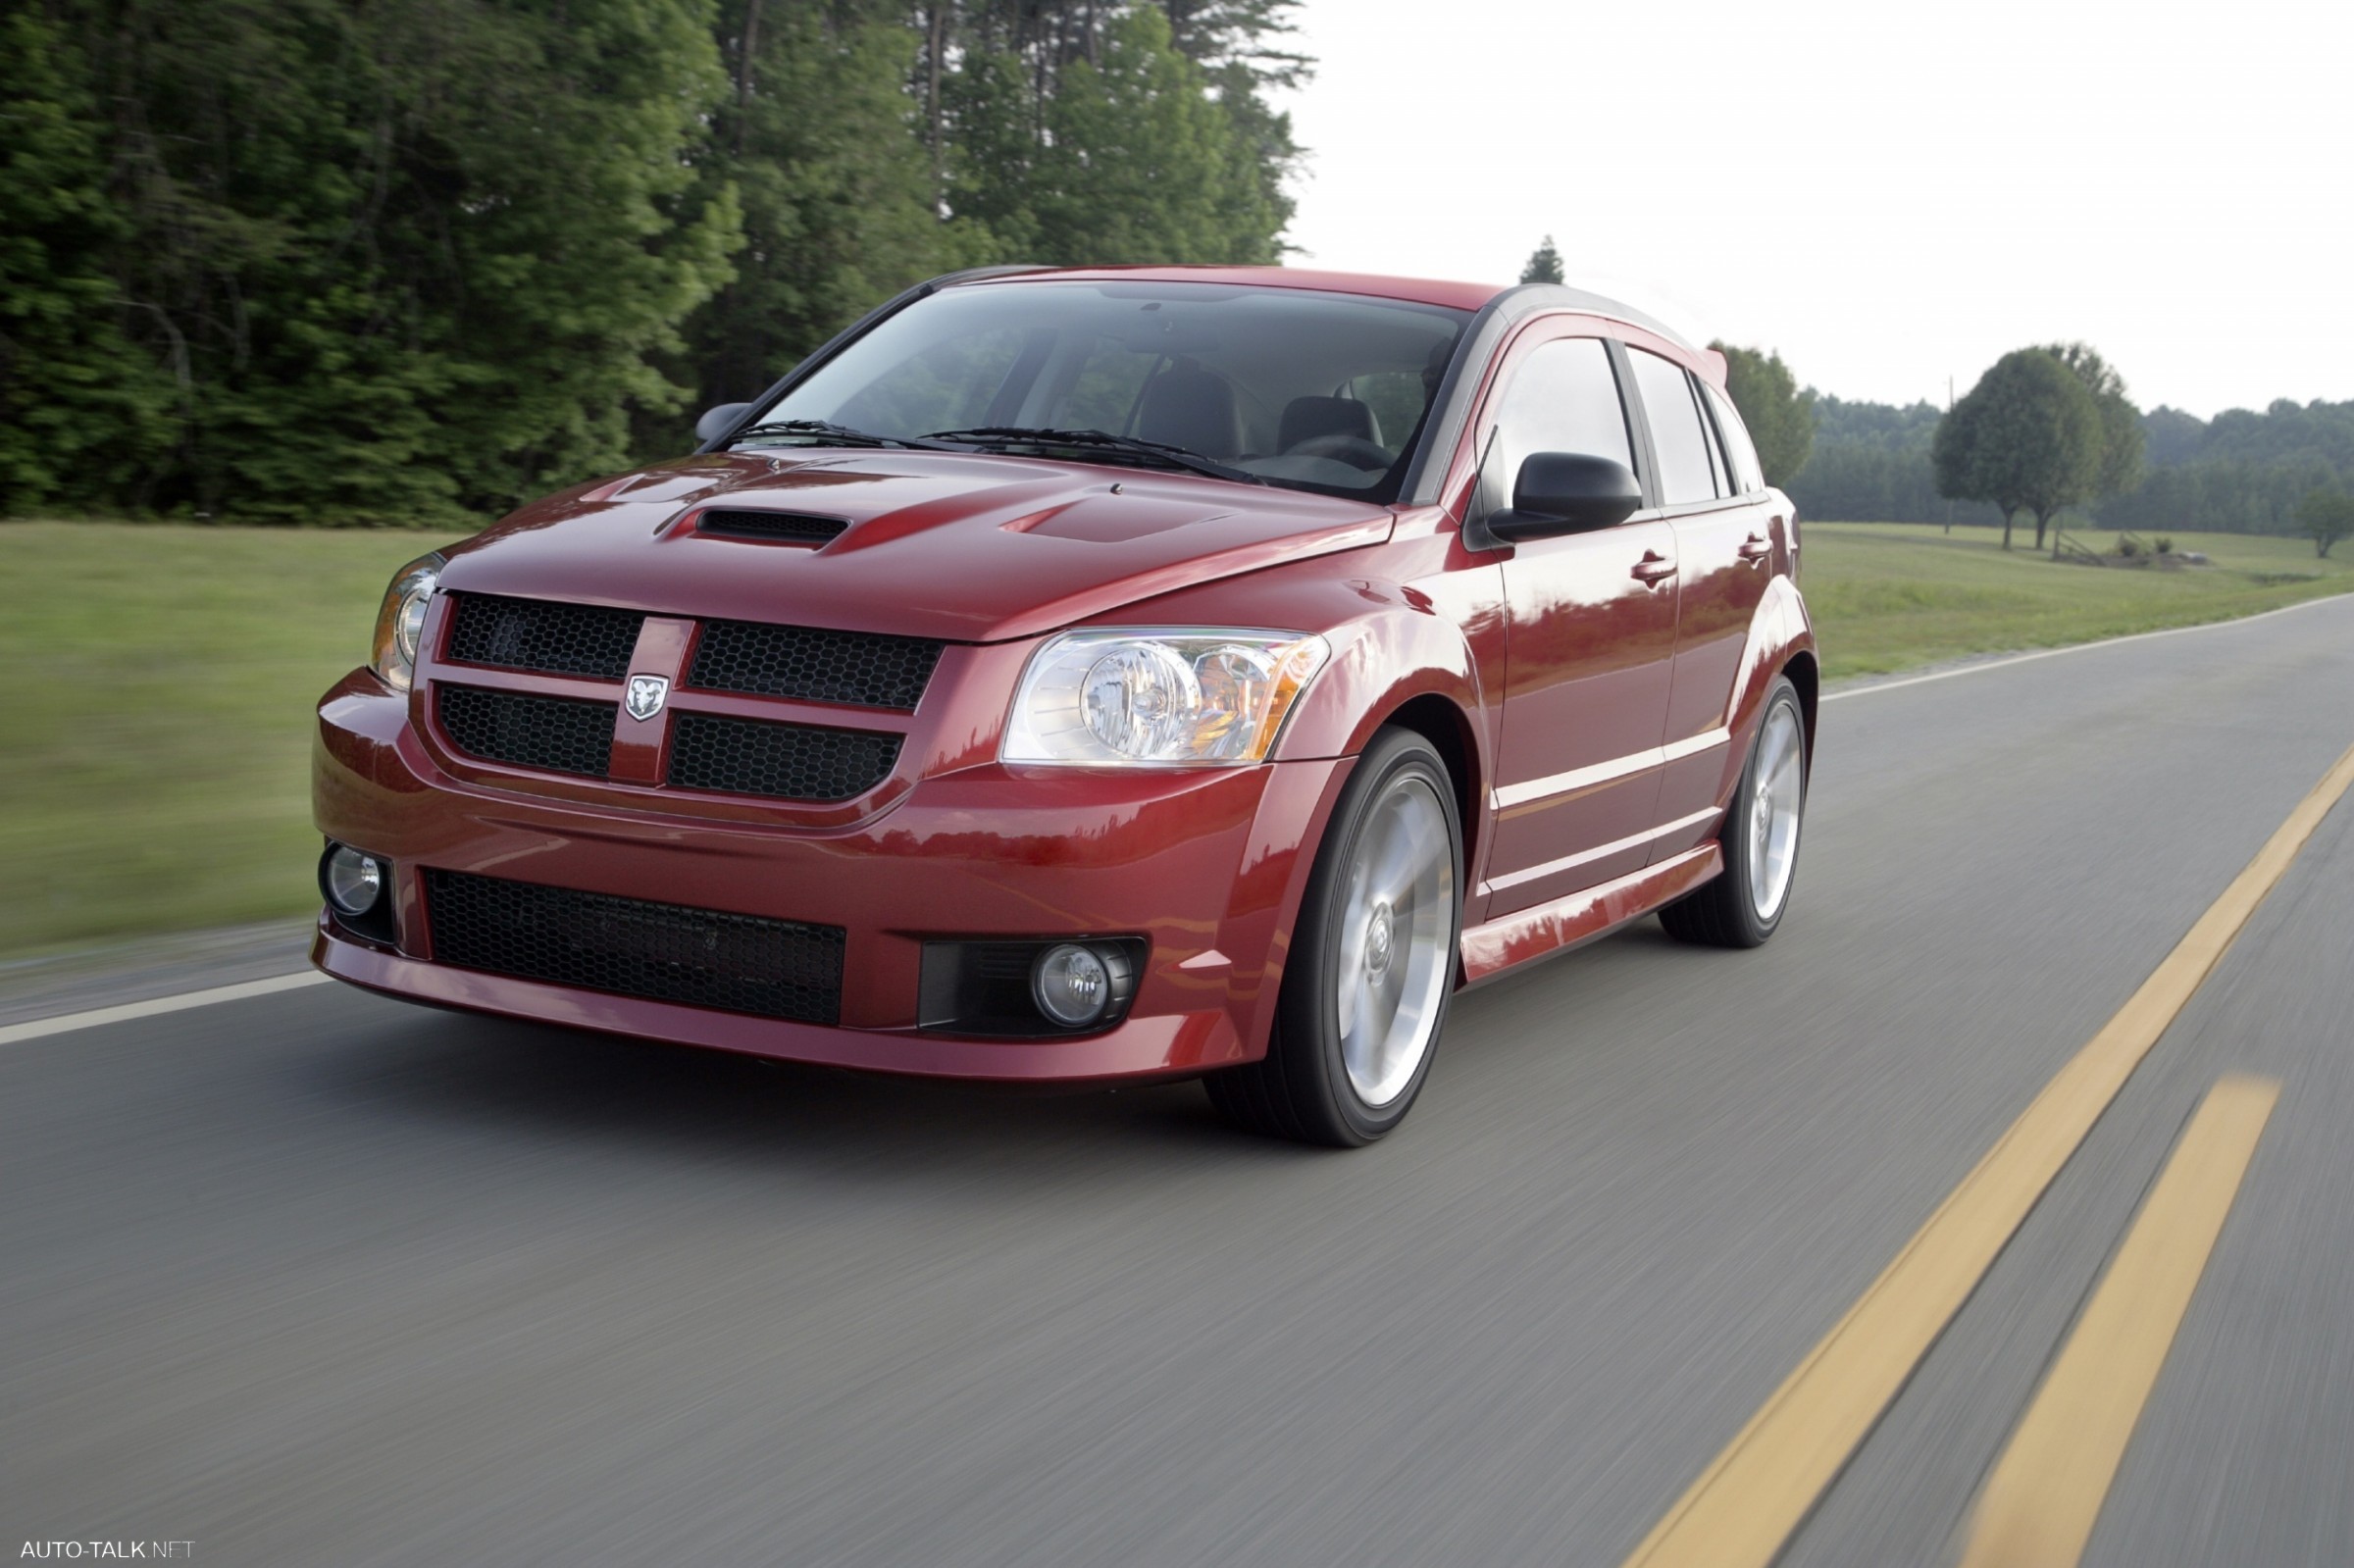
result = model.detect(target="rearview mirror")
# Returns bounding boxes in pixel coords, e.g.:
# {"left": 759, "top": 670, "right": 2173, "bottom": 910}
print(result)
{"left": 694, "top": 401, "right": 752, "bottom": 444}
{"left": 1487, "top": 452, "right": 1644, "bottom": 541}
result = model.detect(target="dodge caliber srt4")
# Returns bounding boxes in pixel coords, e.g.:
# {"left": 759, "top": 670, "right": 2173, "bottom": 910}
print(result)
{"left": 313, "top": 266, "right": 1816, "bottom": 1145}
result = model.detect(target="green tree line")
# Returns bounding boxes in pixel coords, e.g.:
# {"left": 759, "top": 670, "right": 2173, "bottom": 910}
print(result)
{"left": 1786, "top": 386, "right": 2354, "bottom": 540}
{"left": 2097, "top": 399, "right": 2354, "bottom": 535}
{"left": 1782, "top": 397, "right": 2002, "bottom": 530}
{"left": 0, "top": 0, "right": 1306, "bottom": 525}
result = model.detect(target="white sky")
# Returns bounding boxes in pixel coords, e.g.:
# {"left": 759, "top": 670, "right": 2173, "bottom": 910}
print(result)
{"left": 1270, "top": 0, "right": 2354, "bottom": 418}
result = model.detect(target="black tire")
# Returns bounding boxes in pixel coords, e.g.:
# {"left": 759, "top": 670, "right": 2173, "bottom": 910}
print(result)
{"left": 1204, "top": 729, "right": 1463, "bottom": 1146}
{"left": 1660, "top": 675, "right": 1807, "bottom": 949}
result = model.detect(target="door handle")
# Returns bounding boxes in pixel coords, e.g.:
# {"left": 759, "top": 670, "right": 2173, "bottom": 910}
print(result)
{"left": 1737, "top": 532, "right": 1773, "bottom": 563}
{"left": 1631, "top": 552, "right": 1678, "bottom": 585}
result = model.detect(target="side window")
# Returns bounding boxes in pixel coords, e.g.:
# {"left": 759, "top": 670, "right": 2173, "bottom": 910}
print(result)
{"left": 1627, "top": 348, "right": 1719, "bottom": 506}
{"left": 1699, "top": 378, "right": 1730, "bottom": 497}
{"left": 1703, "top": 382, "right": 1765, "bottom": 494}
{"left": 1484, "top": 336, "right": 1634, "bottom": 513}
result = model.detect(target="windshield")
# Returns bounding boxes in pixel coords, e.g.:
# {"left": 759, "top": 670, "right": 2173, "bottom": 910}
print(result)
{"left": 745, "top": 280, "right": 1470, "bottom": 501}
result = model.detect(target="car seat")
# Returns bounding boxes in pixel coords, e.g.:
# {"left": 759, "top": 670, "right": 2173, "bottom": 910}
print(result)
{"left": 1135, "top": 362, "right": 1245, "bottom": 458}
{"left": 1279, "top": 396, "right": 1382, "bottom": 454}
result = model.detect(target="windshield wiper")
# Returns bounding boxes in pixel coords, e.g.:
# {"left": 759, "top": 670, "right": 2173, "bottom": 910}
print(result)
{"left": 922, "top": 427, "right": 1265, "bottom": 485}
{"left": 727, "top": 419, "right": 956, "bottom": 451}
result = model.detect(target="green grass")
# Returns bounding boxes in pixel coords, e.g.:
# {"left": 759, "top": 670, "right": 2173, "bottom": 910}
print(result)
{"left": 0, "top": 523, "right": 453, "bottom": 958}
{"left": 1803, "top": 523, "right": 2354, "bottom": 681}
{"left": 2, "top": 518, "right": 2349, "bottom": 959}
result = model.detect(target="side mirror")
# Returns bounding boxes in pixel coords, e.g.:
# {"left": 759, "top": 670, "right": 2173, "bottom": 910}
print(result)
{"left": 694, "top": 401, "right": 752, "bottom": 444}
{"left": 1487, "top": 452, "right": 1644, "bottom": 541}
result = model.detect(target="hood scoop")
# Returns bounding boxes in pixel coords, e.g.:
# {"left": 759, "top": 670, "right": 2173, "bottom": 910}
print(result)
{"left": 690, "top": 507, "right": 847, "bottom": 546}
{"left": 453, "top": 451, "right": 1392, "bottom": 643}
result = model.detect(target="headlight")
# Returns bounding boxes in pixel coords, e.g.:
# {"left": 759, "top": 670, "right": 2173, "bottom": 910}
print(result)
{"left": 370, "top": 552, "right": 445, "bottom": 692}
{"left": 1001, "top": 629, "right": 1330, "bottom": 766}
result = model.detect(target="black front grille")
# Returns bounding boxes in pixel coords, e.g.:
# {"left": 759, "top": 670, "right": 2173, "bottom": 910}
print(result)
{"left": 669, "top": 713, "right": 899, "bottom": 801}
{"left": 694, "top": 509, "right": 847, "bottom": 545}
{"left": 425, "top": 869, "right": 844, "bottom": 1024}
{"left": 447, "top": 594, "right": 645, "bottom": 679}
{"left": 690, "top": 621, "right": 942, "bottom": 711}
{"left": 437, "top": 685, "right": 615, "bottom": 777}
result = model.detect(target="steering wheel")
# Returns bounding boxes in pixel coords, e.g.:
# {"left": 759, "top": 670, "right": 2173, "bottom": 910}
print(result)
{"left": 1285, "top": 432, "right": 1393, "bottom": 471}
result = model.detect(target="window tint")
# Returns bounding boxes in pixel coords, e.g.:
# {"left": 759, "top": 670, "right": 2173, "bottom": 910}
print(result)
{"left": 1704, "top": 382, "right": 1765, "bottom": 494}
{"left": 1701, "top": 392, "right": 1729, "bottom": 496}
{"left": 768, "top": 280, "right": 1468, "bottom": 501}
{"left": 1485, "top": 336, "right": 1633, "bottom": 511}
{"left": 836, "top": 327, "right": 1031, "bottom": 435}
{"left": 1628, "top": 348, "right": 1719, "bottom": 506}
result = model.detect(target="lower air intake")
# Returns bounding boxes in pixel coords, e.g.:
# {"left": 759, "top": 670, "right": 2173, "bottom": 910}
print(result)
{"left": 425, "top": 869, "right": 844, "bottom": 1025}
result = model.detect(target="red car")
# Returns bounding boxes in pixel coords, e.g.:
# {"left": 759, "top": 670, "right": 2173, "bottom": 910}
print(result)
{"left": 313, "top": 266, "right": 1816, "bottom": 1144}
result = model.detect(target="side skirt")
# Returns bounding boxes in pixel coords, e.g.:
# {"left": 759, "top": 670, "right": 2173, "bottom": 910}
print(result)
{"left": 1458, "top": 842, "right": 1722, "bottom": 984}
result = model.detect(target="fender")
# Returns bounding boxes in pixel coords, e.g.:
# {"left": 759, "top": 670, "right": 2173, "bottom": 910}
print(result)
{"left": 1273, "top": 599, "right": 1486, "bottom": 764}
{"left": 1714, "top": 572, "right": 1818, "bottom": 803}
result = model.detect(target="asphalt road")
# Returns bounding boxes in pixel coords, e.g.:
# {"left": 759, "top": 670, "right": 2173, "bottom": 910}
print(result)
{"left": 8, "top": 596, "right": 2354, "bottom": 1568}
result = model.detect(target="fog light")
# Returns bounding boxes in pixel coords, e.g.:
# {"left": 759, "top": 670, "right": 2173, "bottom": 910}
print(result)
{"left": 321, "top": 844, "right": 384, "bottom": 917}
{"left": 1031, "top": 942, "right": 1133, "bottom": 1030}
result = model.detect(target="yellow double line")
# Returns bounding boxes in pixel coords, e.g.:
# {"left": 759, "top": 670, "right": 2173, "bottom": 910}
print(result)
{"left": 1958, "top": 1073, "right": 2278, "bottom": 1568}
{"left": 1620, "top": 740, "right": 2354, "bottom": 1568}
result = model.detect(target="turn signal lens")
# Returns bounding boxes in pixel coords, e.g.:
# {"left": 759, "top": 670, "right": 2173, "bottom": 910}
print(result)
{"left": 370, "top": 552, "right": 446, "bottom": 693}
{"left": 1002, "top": 629, "right": 1329, "bottom": 766}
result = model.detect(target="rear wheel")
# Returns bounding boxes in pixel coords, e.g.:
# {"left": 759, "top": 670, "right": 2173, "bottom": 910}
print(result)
{"left": 1204, "top": 729, "right": 1462, "bottom": 1146}
{"left": 1660, "top": 676, "right": 1807, "bottom": 949}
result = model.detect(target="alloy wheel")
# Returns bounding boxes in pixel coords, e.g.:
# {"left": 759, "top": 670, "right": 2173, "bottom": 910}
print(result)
{"left": 1335, "top": 773, "right": 1455, "bottom": 1107}
{"left": 1747, "top": 702, "right": 1805, "bottom": 922}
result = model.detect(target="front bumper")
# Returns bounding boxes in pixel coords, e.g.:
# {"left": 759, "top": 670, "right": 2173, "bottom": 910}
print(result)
{"left": 312, "top": 673, "right": 1350, "bottom": 1082}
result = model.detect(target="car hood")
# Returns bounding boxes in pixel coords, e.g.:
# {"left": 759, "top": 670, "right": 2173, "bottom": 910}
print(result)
{"left": 438, "top": 451, "right": 1394, "bottom": 643}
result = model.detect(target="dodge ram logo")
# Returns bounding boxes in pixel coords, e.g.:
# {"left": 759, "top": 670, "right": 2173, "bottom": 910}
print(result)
{"left": 625, "top": 675, "right": 669, "bottom": 722}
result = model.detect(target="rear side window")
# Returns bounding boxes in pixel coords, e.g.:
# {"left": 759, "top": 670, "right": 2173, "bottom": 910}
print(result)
{"left": 1627, "top": 348, "right": 1719, "bottom": 506}
{"left": 1484, "top": 336, "right": 1634, "bottom": 510}
{"left": 1703, "top": 382, "right": 1766, "bottom": 494}
{"left": 1700, "top": 396, "right": 1730, "bottom": 496}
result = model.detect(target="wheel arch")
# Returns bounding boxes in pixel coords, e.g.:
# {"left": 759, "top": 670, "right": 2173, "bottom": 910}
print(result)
{"left": 1780, "top": 646, "right": 1818, "bottom": 773}
{"left": 1374, "top": 691, "right": 1483, "bottom": 881}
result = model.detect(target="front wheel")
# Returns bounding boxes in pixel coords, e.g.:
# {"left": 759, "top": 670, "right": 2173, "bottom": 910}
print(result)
{"left": 1204, "top": 729, "right": 1463, "bottom": 1146}
{"left": 1660, "top": 676, "right": 1808, "bottom": 949}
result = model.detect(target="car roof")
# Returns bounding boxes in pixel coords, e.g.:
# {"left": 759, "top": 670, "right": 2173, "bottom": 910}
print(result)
{"left": 960, "top": 265, "right": 1507, "bottom": 313}
{"left": 955, "top": 266, "right": 1701, "bottom": 360}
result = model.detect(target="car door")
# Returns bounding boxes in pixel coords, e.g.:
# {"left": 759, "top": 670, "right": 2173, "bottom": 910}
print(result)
{"left": 1626, "top": 350, "right": 1787, "bottom": 862}
{"left": 1479, "top": 330, "right": 1681, "bottom": 913}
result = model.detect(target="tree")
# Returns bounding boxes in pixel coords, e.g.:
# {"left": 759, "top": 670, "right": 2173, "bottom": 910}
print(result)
{"left": 934, "top": 4, "right": 1296, "bottom": 270}
{"left": 1519, "top": 236, "right": 1564, "bottom": 285}
{"left": 2295, "top": 487, "right": 2354, "bottom": 558}
{"left": 12, "top": 0, "right": 742, "bottom": 523}
{"left": 1714, "top": 343, "right": 1816, "bottom": 487}
{"left": 2097, "top": 398, "right": 2354, "bottom": 536}
{"left": 2041, "top": 341, "right": 2144, "bottom": 506}
{"left": 676, "top": 5, "right": 955, "bottom": 415}
{"left": 0, "top": 0, "right": 1315, "bottom": 520}
{"left": 1934, "top": 349, "right": 2104, "bottom": 550}
{"left": 1029, "top": 9, "right": 1282, "bottom": 265}
{"left": 0, "top": 12, "right": 173, "bottom": 511}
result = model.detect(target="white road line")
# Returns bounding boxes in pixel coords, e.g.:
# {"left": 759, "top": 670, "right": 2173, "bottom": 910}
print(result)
{"left": 0, "top": 971, "right": 330, "bottom": 1046}
{"left": 1822, "top": 588, "right": 2354, "bottom": 703}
